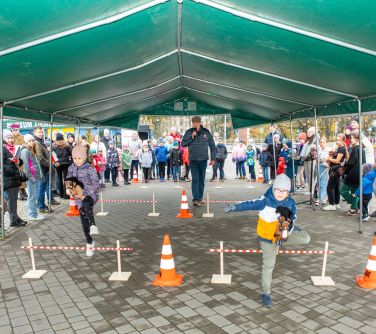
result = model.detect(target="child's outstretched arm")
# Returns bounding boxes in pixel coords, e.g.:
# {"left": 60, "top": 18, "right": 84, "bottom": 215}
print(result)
{"left": 225, "top": 196, "right": 266, "bottom": 213}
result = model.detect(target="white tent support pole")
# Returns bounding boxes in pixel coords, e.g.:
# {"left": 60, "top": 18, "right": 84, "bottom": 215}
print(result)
{"left": 96, "top": 123, "right": 101, "bottom": 153}
{"left": 181, "top": 49, "right": 357, "bottom": 99}
{"left": 177, "top": 0, "right": 185, "bottom": 95}
{"left": 116, "top": 240, "right": 122, "bottom": 276}
{"left": 54, "top": 76, "right": 180, "bottom": 115}
{"left": 314, "top": 108, "right": 320, "bottom": 206}
{"left": 5, "top": 50, "right": 178, "bottom": 105}
{"left": 220, "top": 241, "right": 224, "bottom": 277}
{"left": 0, "top": 106, "right": 4, "bottom": 240}
{"left": 358, "top": 99, "right": 363, "bottom": 233}
{"left": 76, "top": 121, "right": 81, "bottom": 145}
{"left": 0, "top": 0, "right": 170, "bottom": 57}
{"left": 48, "top": 114, "right": 54, "bottom": 213}
{"left": 224, "top": 114, "right": 227, "bottom": 144}
{"left": 184, "top": 75, "right": 312, "bottom": 107}
{"left": 193, "top": 0, "right": 376, "bottom": 58}
{"left": 272, "top": 124, "right": 277, "bottom": 177}
{"left": 289, "top": 114, "right": 295, "bottom": 192}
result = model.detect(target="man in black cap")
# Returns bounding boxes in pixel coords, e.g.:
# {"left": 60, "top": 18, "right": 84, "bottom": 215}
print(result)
{"left": 67, "top": 133, "right": 75, "bottom": 152}
{"left": 182, "top": 116, "right": 216, "bottom": 206}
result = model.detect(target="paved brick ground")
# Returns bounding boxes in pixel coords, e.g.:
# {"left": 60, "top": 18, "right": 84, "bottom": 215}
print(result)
{"left": 1, "top": 164, "right": 376, "bottom": 334}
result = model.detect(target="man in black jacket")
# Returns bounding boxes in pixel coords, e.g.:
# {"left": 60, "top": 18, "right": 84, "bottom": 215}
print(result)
{"left": 182, "top": 116, "right": 216, "bottom": 206}
{"left": 33, "top": 126, "right": 59, "bottom": 214}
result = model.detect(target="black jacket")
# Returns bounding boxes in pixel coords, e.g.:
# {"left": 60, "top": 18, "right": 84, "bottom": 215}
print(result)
{"left": 170, "top": 148, "right": 182, "bottom": 166}
{"left": 3, "top": 146, "right": 25, "bottom": 190}
{"left": 53, "top": 144, "right": 72, "bottom": 167}
{"left": 215, "top": 144, "right": 228, "bottom": 161}
{"left": 181, "top": 126, "right": 215, "bottom": 161}
{"left": 344, "top": 145, "right": 365, "bottom": 187}
{"left": 34, "top": 136, "right": 50, "bottom": 174}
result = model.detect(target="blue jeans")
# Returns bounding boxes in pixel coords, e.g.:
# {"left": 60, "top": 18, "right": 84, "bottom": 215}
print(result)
{"left": 262, "top": 166, "right": 269, "bottom": 182}
{"left": 239, "top": 161, "right": 246, "bottom": 177}
{"left": 27, "top": 180, "right": 39, "bottom": 218}
{"left": 190, "top": 160, "right": 207, "bottom": 200}
{"left": 38, "top": 174, "right": 52, "bottom": 209}
{"left": 172, "top": 165, "right": 180, "bottom": 181}
{"left": 318, "top": 164, "right": 328, "bottom": 203}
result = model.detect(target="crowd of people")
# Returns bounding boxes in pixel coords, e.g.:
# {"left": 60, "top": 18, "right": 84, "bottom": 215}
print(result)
{"left": 229, "top": 120, "right": 375, "bottom": 222}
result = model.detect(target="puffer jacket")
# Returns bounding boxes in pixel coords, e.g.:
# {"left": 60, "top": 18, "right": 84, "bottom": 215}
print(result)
{"left": 106, "top": 148, "right": 120, "bottom": 168}
{"left": 170, "top": 148, "right": 182, "bottom": 166}
{"left": 138, "top": 150, "right": 153, "bottom": 168}
{"left": 121, "top": 150, "right": 132, "bottom": 169}
{"left": 20, "top": 147, "right": 43, "bottom": 181}
{"left": 53, "top": 144, "right": 72, "bottom": 166}
{"left": 3, "top": 146, "right": 25, "bottom": 190}
{"left": 181, "top": 126, "right": 215, "bottom": 161}
{"left": 67, "top": 162, "right": 100, "bottom": 208}
{"left": 155, "top": 146, "right": 168, "bottom": 163}
{"left": 128, "top": 139, "right": 142, "bottom": 160}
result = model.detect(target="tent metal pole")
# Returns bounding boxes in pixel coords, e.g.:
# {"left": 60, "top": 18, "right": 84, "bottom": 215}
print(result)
{"left": 0, "top": 0, "right": 170, "bottom": 57}
{"left": 48, "top": 114, "right": 55, "bottom": 213}
{"left": 314, "top": 108, "right": 320, "bottom": 207}
{"left": 184, "top": 75, "right": 312, "bottom": 107}
{"left": 0, "top": 106, "right": 4, "bottom": 240}
{"left": 271, "top": 123, "right": 277, "bottom": 180}
{"left": 177, "top": 0, "right": 185, "bottom": 95}
{"left": 76, "top": 121, "right": 81, "bottom": 145}
{"left": 289, "top": 114, "right": 295, "bottom": 192}
{"left": 96, "top": 123, "right": 101, "bottom": 153}
{"left": 181, "top": 49, "right": 357, "bottom": 99}
{"left": 5, "top": 50, "right": 178, "bottom": 105}
{"left": 224, "top": 114, "right": 227, "bottom": 144}
{"left": 193, "top": 0, "right": 376, "bottom": 58}
{"left": 357, "top": 99, "right": 363, "bottom": 233}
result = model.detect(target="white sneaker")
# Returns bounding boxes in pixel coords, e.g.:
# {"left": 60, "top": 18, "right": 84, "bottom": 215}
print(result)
{"left": 90, "top": 225, "right": 99, "bottom": 235}
{"left": 335, "top": 204, "right": 341, "bottom": 209}
{"left": 323, "top": 205, "right": 336, "bottom": 211}
{"left": 86, "top": 241, "right": 95, "bottom": 257}
{"left": 29, "top": 215, "right": 45, "bottom": 221}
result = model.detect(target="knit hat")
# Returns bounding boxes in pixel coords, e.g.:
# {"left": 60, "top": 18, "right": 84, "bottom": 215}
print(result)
{"left": 109, "top": 140, "right": 114, "bottom": 146}
{"left": 72, "top": 145, "right": 87, "bottom": 160}
{"left": 159, "top": 137, "right": 164, "bottom": 143}
{"left": 273, "top": 174, "right": 291, "bottom": 193}
{"left": 90, "top": 148, "right": 97, "bottom": 154}
{"left": 67, "top": 132, "right": 75, "bottom": 139}
{"left": 262, "top": 143, "right": 268, "bottom": 149}
{"left": 362, "top": 163, "right": 374, "bottom": 176}
{"left": 9, "top": 123, "right": 20, "bottom": 129}
{"left": 3, "top": 129, "right": 13, "bottom": 140}
{"left": 298, "top": 132, "right": 307, "bottom": 141}
{"left": 173, "top": 140, "right": 179, "bottom": 147}
{"left": 345, "top": 125, "right": 352, "bottom": 131}
{"left": 24, "top": 134, "right": 35, "bottom": 144}
{"left": 55, "top": 133, "right": 64, "bottom": 141}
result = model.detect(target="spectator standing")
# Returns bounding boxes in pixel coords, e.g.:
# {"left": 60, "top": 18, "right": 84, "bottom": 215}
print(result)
{"left": 53, "top": 133, "right": 71, "bottom": 199}
{"left": 299, "top": 127, "right": 318, "bottom": 194}
{"left": 181, "top": 116, "right": 215, "bottom": 206}
{"left": 182, "top": 146, "right": 190, "bottom": 181}
{"left": 155, "top": 138, "right": 168, "bottom": 182}
{"left": 100, "top": 129, "right": 111, "bottom": 182}
{"left": 295, "top": 132, "right": 307, "bottom": 190}
{"left": 316, "top": 137, "right": 329, "bottom": 205}
{"left": 128, "top": 131, "right": 142, "bottom": 180}
{"left": 245, "top": 143, "right": 257, "bottom": 181}
{"left": 3, "top": 129, "right": 27, "bottom": 227}
{"left": 170, "top": 140, "right": 182, "bottom": 182}
{"left": 231, "top": 138, "right": 240, "bottom": 178}
{"left": 21, "top": 134, "right": 45, "bottom": 221}
{"left": 67, "top": 133, "right": 76, "bottom": 151}
{"left": 350, "top": 118, "right": 374, "bottom": 164}
{"left": 213, "top": 137, "right": 227, "bottom": 181}
{"left": 33, "top": 126, "right": 59, "bottom": 214}
{"left": 259, "top": 143, "right": 271, "bottom": 183}
{"left": 121, "top": 144, "right": 131, "bottom": 185}
{"left": 106, "top": 141, "right": 120, "bottom": 186}
{"left": 138, "top": 141, "right": 153, "bottom": 183}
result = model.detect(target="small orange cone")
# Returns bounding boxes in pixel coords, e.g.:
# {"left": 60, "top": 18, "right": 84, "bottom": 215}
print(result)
{"left": 176, "top": 190, "right": 193, "bottom": 218}
{"left": 132, "top": 167, "right": 139, "bottom": 184}
{"left": 257, "top": 168, "right": 264, "bottom": 182}
{"left": 152, "top": 234, "right": 183, "bottom": 286}
{"left": 356, "top": 234, "right": 376, "bottom": 289}
{"left": 65, "top": 197, "right": 80, "bottom": 216}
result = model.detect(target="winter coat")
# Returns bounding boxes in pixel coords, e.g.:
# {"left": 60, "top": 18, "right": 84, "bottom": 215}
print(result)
{"left": 53, "top": 144, "right": 71, "bottom": 167}
{"left": 67, "top": 162, "right": 100, "bottom": 208}
{"left": 106, "top": 148, "right": 120, "bottom": 168}
{"left": 92, "top": 154, "right": 106, "bottom": 173}
{"left": 267, "top": 143, "right": 282, "bottom": 166}
{"left": 34, "top": 136, "right": 50, "bottom": 174}
{"left": 259, "top": 151, "right": 271, "bottom": 168}
{"left": 170, "top": 148, "right": 182, "bottom": 166}
{"left": 138, "top": 150, "right": 153, "bottom": 168}
{"left": 216, "top": 144, "right": 228, "bottom": 161}
{"left": 182, "top": 147, "right": 189, "bottom": 165}
{"left": 13, "top": 133, "right": 24, "bottom": 146}
{"left": 100, "top": 136, "right": 111, "bottom": 151}
{"left": 181, "top": 126, "right": 216, "bottom": 161}
{"left": 155, "top": 146, "right": 168, "bottom": 163}
{"left": 20, "top": 147, "right": 42, "bottom": 181}
{"left": 264, "top": 132, "right": 283, "bottom": 145}
{"left": 234, "top": 145, "right": 247, "bottom": 162}
{"left": 231, "top": 187, "right": 296, "bottom": 244}
{"left": 344, "top": 145, "right": 365, "bottom": 187}
{"left": 354, "top": 170, "right": 376, "bottom": 196}
{"left": 246, "top": 148, "right": 256, "bottom": 166}
{"left": 3, "top": 146, "right": 25, "bottom": 191}
{"left": 277, "top": 157, "right": 286, "bottom": 175}
{"left": 128, "top": 139, "right": 142, "bottom": 160}
{"left": 121, "top": 150, "right": 132, "bottom": 169}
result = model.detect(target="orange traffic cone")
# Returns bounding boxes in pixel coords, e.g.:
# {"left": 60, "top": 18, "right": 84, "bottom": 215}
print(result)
{"left": 65, "top": 197, "right": 80, "bottom": 216}
{"left": 152, "top": 234, "right": 183, "bottom": 286}
{"left": 356, "top": 234, "right": 376, "bottom": 288}
{"left": 257, "top": 168, "right": 264, "bottom": 182}
{"left": 132, "top": 167, "right": 139, "bottom": 184}
{"left": 176, "top": 190, "right": 193, "bottom": 218}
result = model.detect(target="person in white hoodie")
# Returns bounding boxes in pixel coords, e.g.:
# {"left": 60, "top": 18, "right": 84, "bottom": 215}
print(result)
{"left": 128, "top": 131, "right": 142, "bottom": 180}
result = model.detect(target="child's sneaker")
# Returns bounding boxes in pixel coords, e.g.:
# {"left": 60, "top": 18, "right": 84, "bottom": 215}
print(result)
{"left": 358, "top": 214, "right": 370, "bottom": 221}
{"left": 261, "top": 293, "right": 272, "bottom": 308}
{"left": 86, "top": 241, "right": 95, "bottom": 257}
{"left": 90, "top": 225, "right": 99, "bottom": 235}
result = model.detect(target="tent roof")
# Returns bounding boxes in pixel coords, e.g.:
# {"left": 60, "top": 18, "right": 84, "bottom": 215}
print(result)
{"left": 1, "top": 0, "right": 376, "bottom": 128}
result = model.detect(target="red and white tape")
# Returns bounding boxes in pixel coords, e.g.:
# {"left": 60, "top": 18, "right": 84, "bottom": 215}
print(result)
{"left": 209, "top": 248, "right": 335, "bottom": 254}
{"left": 22, "top": 245, "right": 133, "bottom": 251}
{"left": 203, "top": 200, "right": 241, "bottom": 203}
{"left": 100, "top": 199, "right": 156, "bottom": 203}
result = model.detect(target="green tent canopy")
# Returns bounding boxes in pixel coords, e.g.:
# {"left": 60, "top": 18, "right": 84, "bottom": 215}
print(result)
{"left": 1, "top": 0, "right": 376, "bottom": 129}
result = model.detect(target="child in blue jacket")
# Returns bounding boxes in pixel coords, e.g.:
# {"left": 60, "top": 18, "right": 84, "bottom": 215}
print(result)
{"left": 225, "top": 174, "right": 310, "bottom": 307}
{"left": 353, "top": 164, "right": 376, "bottom": 221}
{"left": 155, "top": 138, "right": 168, "bottom": 182}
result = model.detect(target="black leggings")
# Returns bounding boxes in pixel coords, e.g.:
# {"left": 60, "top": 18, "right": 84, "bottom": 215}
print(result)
{"left": 158, "top": 162, "right": 166, "bottom": 179}
{"left": 79, "top": 196, "right": 96, "bottom": 244}
{"left": 327, "top": 173, "right": 341, "bottom": 205}
{"left": 56, "top": 166, "right": 68, "bottom": 198}
{"left": 360, "top": 194, "right": 373, "bottom": 215}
